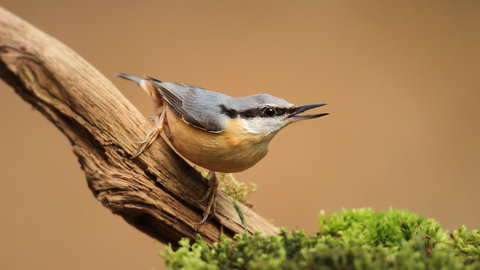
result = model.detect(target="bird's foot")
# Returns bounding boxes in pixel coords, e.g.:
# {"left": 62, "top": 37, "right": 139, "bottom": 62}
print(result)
{"left": 130, "top": 109, "right": 166, "bottom": 159}
{"left": 197, "top": 170, "right": 219, "bottom": 224}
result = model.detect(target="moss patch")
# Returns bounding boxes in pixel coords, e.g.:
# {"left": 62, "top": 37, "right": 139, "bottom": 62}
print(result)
{"left": 160, "top": 208, "right": 480, "bottom": 269}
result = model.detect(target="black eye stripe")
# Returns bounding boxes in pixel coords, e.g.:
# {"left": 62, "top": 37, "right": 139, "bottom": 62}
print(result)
{"left": 238, "top": 109, "right": 261, "bottom": 118}
{"left": 219, "top": 105, "right": 238, "bottom": 118}
{"left": 227, "top": 107, "right": 297, "bottom": 119}
{"left": 220, "top": 105, "right": 298, "bottom": 119}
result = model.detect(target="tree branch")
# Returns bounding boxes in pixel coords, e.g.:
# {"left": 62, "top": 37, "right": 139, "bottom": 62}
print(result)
{"left": 0, "top": 6, "right": 279, "bottom": 248}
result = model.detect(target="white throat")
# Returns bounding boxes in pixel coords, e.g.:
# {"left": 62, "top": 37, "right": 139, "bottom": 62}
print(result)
{"left": 240, "top": 117, "right": 288, "bottom": 138}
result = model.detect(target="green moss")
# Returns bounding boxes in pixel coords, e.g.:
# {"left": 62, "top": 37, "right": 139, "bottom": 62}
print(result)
{"left": 449, "top": 225, "right": 480, "bottom": 261}
{"left": 318, "top": 208, "right": 448, "bottom": 250}
{"left": 159, "top": 208, "right": 480, "bottom": 269}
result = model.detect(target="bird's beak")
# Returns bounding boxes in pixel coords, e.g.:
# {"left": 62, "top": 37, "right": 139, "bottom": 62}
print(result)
{"left": 288, "top": 103, "right": 329, "bottom": 121}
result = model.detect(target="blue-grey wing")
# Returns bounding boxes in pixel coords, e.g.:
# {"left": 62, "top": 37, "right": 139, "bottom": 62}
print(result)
{"left": 148, "top": 77, "right": 229, "bottom": 133}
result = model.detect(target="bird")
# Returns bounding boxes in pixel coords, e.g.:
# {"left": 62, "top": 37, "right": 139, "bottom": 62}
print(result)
{"left": 116, "top": 73, "right": 328, "bottom": 224}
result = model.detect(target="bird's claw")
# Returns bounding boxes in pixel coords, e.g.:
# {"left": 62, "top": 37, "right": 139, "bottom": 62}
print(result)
{"left": 130, "top": 110, "right": 166, "bottom": 159}
{"left": 197, "top": 171, "right": 219, "bottom": 225}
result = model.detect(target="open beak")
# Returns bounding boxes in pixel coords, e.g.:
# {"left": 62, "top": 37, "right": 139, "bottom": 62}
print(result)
{"left": 288, "top": 103, "right": 328, "bottom": 121}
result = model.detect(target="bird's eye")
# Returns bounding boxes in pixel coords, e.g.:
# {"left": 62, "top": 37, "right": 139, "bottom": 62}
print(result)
{"left": 263, "top": 107, "right": 277, "bottom": 117}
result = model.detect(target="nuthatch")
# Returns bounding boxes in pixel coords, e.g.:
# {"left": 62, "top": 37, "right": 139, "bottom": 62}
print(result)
{"left": 116, "top": 73, "right": 328, "bottom": 224}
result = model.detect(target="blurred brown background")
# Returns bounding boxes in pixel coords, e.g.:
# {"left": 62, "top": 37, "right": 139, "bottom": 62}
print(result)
{"left": 1, "top": 0, "right": 479, "bottom": 269}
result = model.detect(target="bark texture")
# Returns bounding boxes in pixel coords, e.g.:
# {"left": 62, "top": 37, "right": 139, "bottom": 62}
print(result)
{"left": 0, "top": 7, "right": 279, "bottom": 248}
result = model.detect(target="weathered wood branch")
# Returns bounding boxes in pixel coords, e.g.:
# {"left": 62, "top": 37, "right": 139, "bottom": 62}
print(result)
{"left": 0, "top": 7, "right": 279, "bottom": 248}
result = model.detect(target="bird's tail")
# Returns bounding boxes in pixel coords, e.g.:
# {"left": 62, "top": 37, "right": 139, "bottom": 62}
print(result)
{"left": 116, "top": 73, "right": 164, "bottom": 109}
{"left": 115, "top": 73, "right": 143, "bottom": 84}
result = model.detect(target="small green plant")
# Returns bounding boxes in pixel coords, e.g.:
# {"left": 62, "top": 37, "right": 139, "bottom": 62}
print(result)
{"left": 218, "top": 173, "right": 257, "bottom": 208}
{"left": 199, "top": 171, "right": 257, "bottom": 208}
{"left": 232, "top": 200, "right": 248, "bottom": 235}
{"left": 160, "top": 208, "right": 480, "bottom": 269}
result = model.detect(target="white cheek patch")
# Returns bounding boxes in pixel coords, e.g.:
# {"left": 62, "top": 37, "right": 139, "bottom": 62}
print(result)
{"left": 241, "top": 117, "right": 288, "bottom": 136}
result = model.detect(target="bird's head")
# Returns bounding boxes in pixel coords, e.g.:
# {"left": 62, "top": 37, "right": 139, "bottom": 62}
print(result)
{"left": 221, "top": 94, "right": 328, "bottom": 139}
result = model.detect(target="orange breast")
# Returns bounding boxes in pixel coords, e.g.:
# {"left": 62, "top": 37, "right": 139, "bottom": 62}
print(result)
{"left": 163, "top": 107, "right": 271, "bottom": 172}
